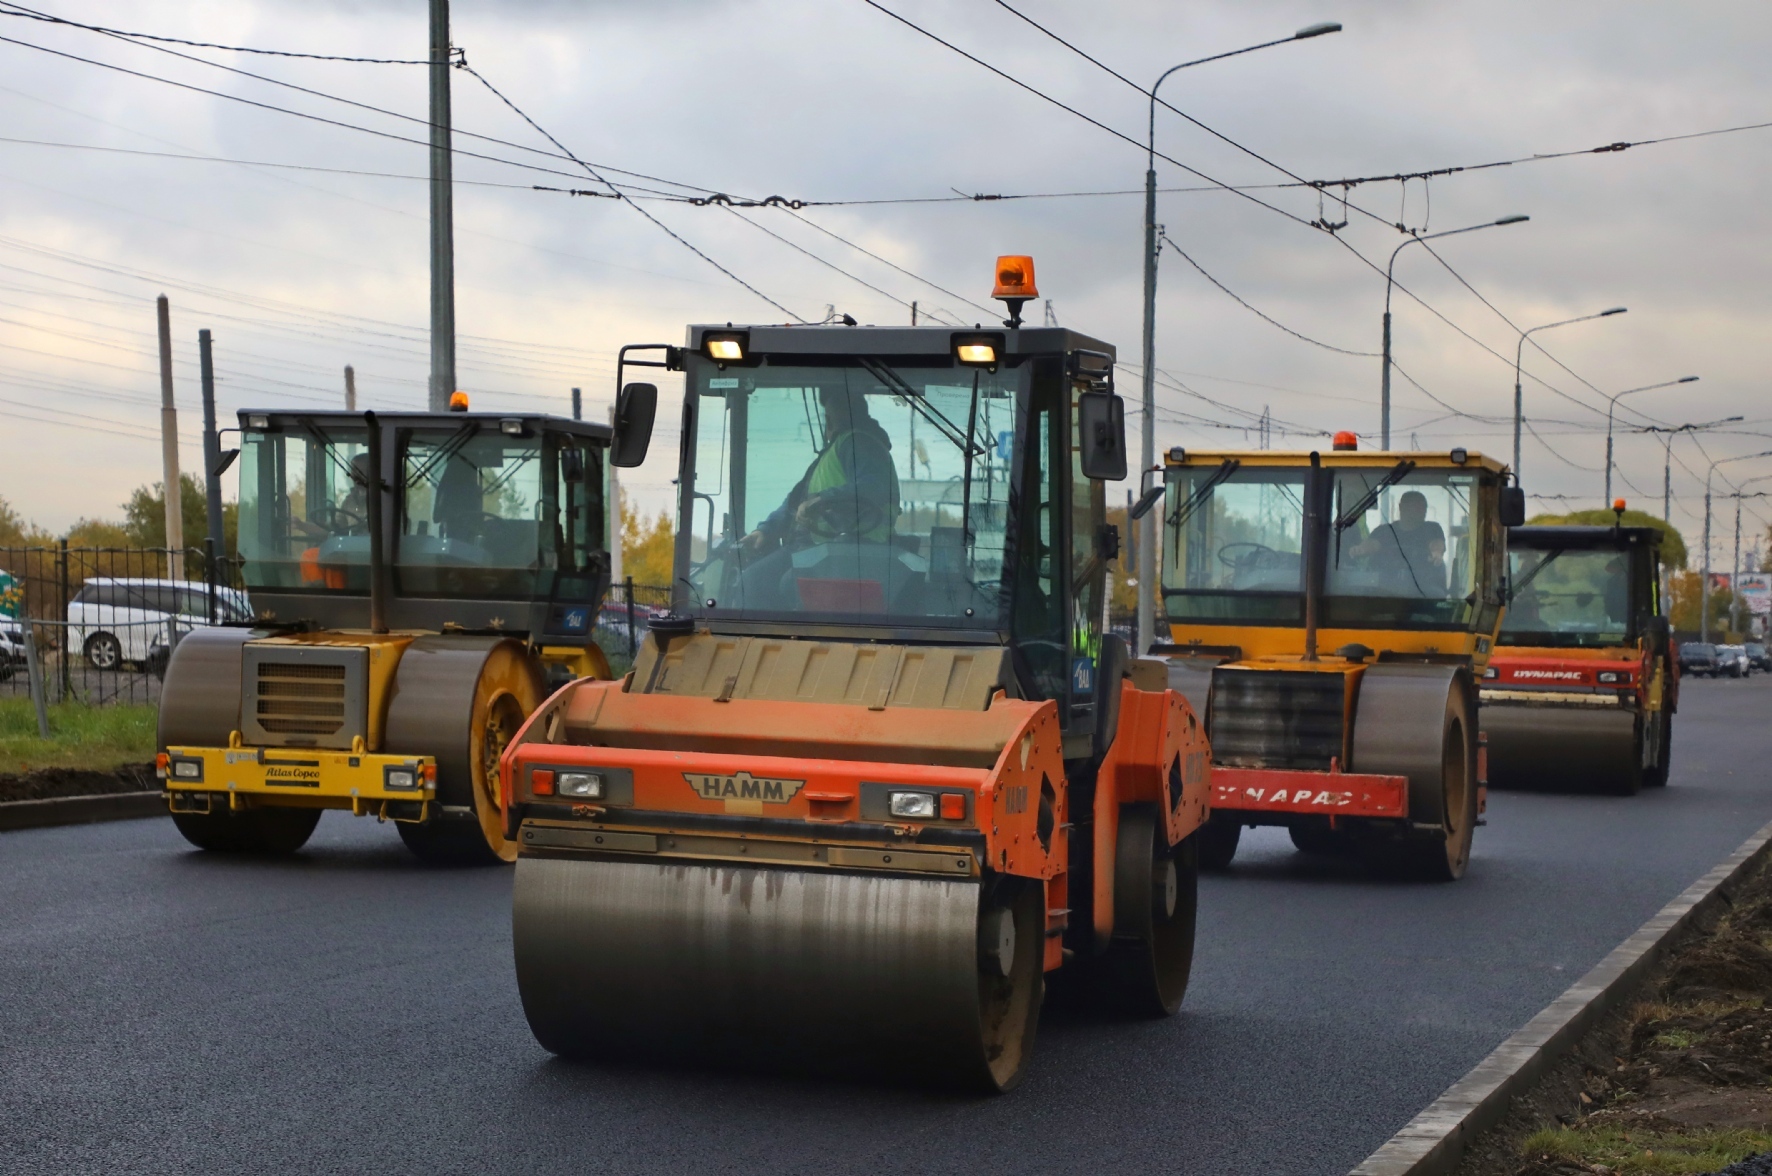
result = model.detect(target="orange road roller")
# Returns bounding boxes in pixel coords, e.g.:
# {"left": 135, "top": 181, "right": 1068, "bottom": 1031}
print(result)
{"left": 502, "top": 268, "right": 1212, "bottom": 1089}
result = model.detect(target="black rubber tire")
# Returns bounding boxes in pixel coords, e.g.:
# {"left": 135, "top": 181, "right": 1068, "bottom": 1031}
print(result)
{"left": 397, "top": 818, "right": 503, "bottom": 866}
{"left": 171, "top": 806, "right": 321, "bottom": 854}
{"left": 1197, "top": 815, "right": 1241, "bottom": 871}
{"left": 1643, "top": 704, "right": 1673, "bottom": 788}
{"left": 1096, "top": 806, "right": 1198, "bottom": 1016}
{"left": 1605, "top": 718, "right": 1646, "bottom": 797}
{"left": 1288, "top": 822, "right": 1352, "bottom": 855}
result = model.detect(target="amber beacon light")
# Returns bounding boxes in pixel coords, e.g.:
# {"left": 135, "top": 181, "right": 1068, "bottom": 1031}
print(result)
{"left": 992, "top": 255, "right": 1038, "bottom": 328}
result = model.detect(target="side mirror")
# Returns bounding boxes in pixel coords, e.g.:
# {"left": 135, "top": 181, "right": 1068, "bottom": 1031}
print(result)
{"left": 1077, "top": 391, "right": 1127, "bottom": 481}
{"left": 213, "top": 448, "right": 240, "bottom": 476}
{"left": 611, "top": 382, "right": 657, "bottom": 469}
{"left": 1500, "top": 485, "right": 1526, "bottom": 528}
{"left": 560, "top": 447, "right": 586, "bottom": 482}
{"left": 1096, "top": 523, "right": 1120, "bottom": 562}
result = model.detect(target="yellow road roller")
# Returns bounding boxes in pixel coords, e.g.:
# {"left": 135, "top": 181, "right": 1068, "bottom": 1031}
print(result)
{"left": 157, "top": 395, "right": 654, "bottom": 863}
{"left": 1146, "top": 433, "right": 1523, "bottom": 879}
{"left": 500, "top": 262, "right": 1213, "bottom": 1089}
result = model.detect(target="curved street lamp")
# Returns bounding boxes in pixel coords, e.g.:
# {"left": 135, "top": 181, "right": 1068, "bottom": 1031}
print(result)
{"left": 1512, "top": 307, "right": 1627, "bottom": 478}
{"left": 1134, "top": 20, "right": 1342, "bottom": 654}
{"left": 1379, "top": 215, "right": 1529, "bottom": 450}
{"left": 1604, "top": 376, "right": 1698, "bottom": 504}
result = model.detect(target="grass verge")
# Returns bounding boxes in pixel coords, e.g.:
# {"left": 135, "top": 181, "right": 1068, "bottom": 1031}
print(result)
{"left": 0, "top": 697, "right": 157, "bottom": 774}
{"left": 1519, "top": 1124, "right": 1772, "bottom": 1174}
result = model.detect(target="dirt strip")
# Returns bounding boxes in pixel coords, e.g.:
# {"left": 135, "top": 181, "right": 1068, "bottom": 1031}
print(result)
{"left": 0, "top": 762, "right": 155, "bottom": 804}
{"left": 1453, "top": 852, "right": 1772, "bottom": 1176}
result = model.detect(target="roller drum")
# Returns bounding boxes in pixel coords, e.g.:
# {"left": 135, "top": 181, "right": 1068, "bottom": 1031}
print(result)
{"left": 1480, "top": 705, "right": 1639, "bottom": 791}
{"left": 512, "top": 857, "right": 1040, "bottom": 1090}
{"left": 158, "top": 627, "right": 255, "bottom": 748}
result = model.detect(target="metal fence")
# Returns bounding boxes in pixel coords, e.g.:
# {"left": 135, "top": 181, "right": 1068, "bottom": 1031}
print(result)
{"left": 0, "top": 544, "right": 241, "bottom": 709}
{"left": 593, "top": 579, "right": 674, "bottom": 674}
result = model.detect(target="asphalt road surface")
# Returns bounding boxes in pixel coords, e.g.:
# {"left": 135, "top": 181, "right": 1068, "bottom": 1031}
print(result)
{"left": 5, "top": 676, "right": 1772, "bottom": 1176}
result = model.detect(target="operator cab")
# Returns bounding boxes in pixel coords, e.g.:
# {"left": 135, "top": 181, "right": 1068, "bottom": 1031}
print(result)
{"left": 1499, "top": 525, "right": 1664, "bottom": 649}
{"left": 236, "top": 408, "right": 615, "bottom": 639}
{"left": 653, "top": 318, "right": 1126, "bottom": 738}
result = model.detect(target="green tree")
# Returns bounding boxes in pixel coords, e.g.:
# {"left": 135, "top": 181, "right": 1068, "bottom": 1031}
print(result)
{"left": 620, "top": 503, "right": 674, "bottom": 588}
{"left": 1668, "top": 569, "right": 1738, "bottom": 639}
{"left": 1525, "top": 508, "right": 1687, "bottom": 569}
{"left": 122, "top": 474, "right": 237, "bottom": 555}
{"left": 0, "top": 495, "right": 30, "bottom": 548}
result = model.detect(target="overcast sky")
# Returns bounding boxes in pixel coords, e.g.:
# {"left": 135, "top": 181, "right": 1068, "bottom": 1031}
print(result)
{"left": 1, "top": 0, "right": 1768, "bottom": 565}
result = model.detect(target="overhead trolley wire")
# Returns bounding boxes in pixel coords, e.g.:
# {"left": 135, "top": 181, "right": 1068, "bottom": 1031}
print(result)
{"left": 0, "top": 4, "right": 432, "bottom": 63}
{"left": 1161, "top": 238, "right": 1377, "bottom": 358}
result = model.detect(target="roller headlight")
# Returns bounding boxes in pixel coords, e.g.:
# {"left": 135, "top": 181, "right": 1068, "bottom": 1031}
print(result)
{"left": 172, "top": 760, "right": 202, "bottom": 780}
{"left": 558, "top": 772, "right": 605, "bottom": 799}
{"left": 888, "top": 791, "right": 937, "bottom": 819}
{"left": 384, "top": 766, "right": 419, "bottom": 791}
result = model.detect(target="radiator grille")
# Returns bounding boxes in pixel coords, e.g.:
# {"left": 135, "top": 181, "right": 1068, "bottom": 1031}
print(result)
{"left": 1209, "top": 668, "right": 1345, "bottom": 770}
{"left": 255, "top": 662, "right": 348, "bottom": 734}
{"left": 241, "top": 645, "right": 367, "bottom": 748}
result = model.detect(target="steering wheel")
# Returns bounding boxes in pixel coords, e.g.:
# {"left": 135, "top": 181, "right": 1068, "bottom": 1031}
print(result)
{"left": 1217, "top": 542, "right": 1278, "bottom": 570}
{"left": 799, "top": 494, "right": 888, "bottom": 541}
{"left": 309, "top": 502, "right": 365, "bottom": 531}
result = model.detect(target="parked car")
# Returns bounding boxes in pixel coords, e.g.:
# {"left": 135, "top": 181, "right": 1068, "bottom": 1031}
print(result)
{"left": 67, "top": 578, "right": 251, "bottom": 670}
{"left": 1679, "top": 642, "right": 1724, "bottom": 678}
{"left": 1717, "top": 644, "right": 1750, "bottom": 678}
{"left": 0, "top": 618, "right": 22, "bottom": 681}
{"left": 1747, "top": 643, "right": 1772, "bottom": 672}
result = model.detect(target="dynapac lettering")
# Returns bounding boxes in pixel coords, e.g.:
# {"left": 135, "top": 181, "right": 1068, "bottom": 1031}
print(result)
{"left": 684, "top": 771, "right": 805, "bottom": 804}
{"left": 1512, "top": 669, "right": 1585, "bottom": 680}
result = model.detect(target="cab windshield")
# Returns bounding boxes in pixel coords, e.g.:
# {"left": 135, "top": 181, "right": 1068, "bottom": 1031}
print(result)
{"left": 396, "top": 426, "right": 564, "bottom": 598}
{"left": 238, "top": 422, "right": 371, "bottom": 592}
{"left": 1160, "top": 463, "right": 1485, "bottom": 629}
{"left": 682, "top": 356, "right": 1024, "bottom": 627}
{"left": 1500, "top": 547, "right": 1634, "bottom": 646}
{"left": 1161, "top": 465, "right": 1307, "bottom": 623}
{"left": 1325, "top": 467, "right": 1480, "bottom": 627}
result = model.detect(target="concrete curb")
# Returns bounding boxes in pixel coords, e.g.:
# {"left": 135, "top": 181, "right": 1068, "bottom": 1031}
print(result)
{"left": 0, "top": 791, "right": 167, "bottom": 832}
{"left": 1350, "top": 816, "right": 1772, "bottom": 1176}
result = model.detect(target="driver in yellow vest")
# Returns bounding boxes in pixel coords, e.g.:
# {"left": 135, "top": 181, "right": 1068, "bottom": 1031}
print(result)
{"left": 736, "top": 386, "right": 900, "bottom": 607}
{"left": 741, "top": 386, "right": 899, "bottom": 553}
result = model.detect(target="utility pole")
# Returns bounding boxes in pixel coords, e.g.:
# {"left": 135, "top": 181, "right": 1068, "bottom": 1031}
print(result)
{"left": 156, "top": 295, "right": 185, "bottom": 581}
{"left": 909, "top": 301, "right": 917, "bottom": 326}
{"left": 1137, "top": 170, "right": 1158, "bottom": 656}
{"left": 570, "top": 386, "right": 582, "bottom": 420}
{"left": 198, "top": 330, "right": 225, "bottom": 561}
{"left": 344, "top": 364, "right": 357, "bottom": 411}
{"left": 428, "top": 0, "right": 456, "bottom": 412}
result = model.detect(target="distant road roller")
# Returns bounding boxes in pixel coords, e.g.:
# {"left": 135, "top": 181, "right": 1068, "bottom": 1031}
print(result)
{"left": 503, "top": 265, "right": 1212, "bottom": 1089}
{"left": 1480, "top": 508, "right": 1676, "bottom": 795}
{"left": 1147, "top": 434, "right": 1525, "bottom": 879}
{"left": 158, "top": 396, "right": 655, "bottom": 862}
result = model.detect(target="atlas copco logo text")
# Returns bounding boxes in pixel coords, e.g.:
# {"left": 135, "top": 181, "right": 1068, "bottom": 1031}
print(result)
{"left": 685, "top": 771, "right": 805, "bottom": 804}
{"left": 1510, "top": 669, "right": 1585, "bottom": 681}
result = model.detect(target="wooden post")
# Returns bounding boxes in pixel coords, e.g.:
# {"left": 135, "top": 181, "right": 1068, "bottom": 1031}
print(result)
{"left": 157, "top": 295, "right": 185, "bottom": 582}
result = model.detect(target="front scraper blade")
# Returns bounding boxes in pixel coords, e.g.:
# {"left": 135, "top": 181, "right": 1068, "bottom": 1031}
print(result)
{"left": 513, "top": 857, "right": 1033, "bottom": 1089}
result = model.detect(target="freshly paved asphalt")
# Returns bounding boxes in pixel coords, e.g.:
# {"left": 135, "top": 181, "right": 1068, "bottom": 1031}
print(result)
{"left": 4, "top": 677, "right": 1772, "bottom": 1176}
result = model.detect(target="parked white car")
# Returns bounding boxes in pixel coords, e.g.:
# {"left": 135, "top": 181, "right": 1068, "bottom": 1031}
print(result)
{"left": 67, "top": 578, "right": 252, "bottom": 670}
{"left": 0, "top": 617, "right": 23, "bottom": 680}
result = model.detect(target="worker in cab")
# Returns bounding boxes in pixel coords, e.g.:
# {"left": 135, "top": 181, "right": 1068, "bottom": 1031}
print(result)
{"left": 1351, "top": 488, "right": 1447, "bottom": 596}
{"left": 735, "top": 385, "right": 901, "bottom": 607}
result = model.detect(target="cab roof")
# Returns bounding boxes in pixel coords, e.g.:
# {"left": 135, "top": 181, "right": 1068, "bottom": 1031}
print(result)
{"left": 1164, "top": 447, "right": 1509, "bottom": 475}
{"left": 686, "top": 322, "right": 1115, "bottom": 362}
{"left": 1508, "top": 524, "right": 1664, "bottom": 550}
{"left": 237, "top": 408, "right": 613, "bottom": 443}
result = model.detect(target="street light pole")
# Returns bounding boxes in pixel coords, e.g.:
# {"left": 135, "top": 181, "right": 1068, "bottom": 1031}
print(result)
{"left": 1135, "top": 20, "right": 1340, "bottom": 655}
{"left": 1512, "top": 307, "right": 1627, "bottom": 480}
{"left": 1723, "top": 477, "right": 1772, "bottom": 638}
{"left": 1380, "top": 215, "right": 1529, "bottom": 450}
{"left": 1703, "top": 451, "right": 1772, "bottom": 641}
{"left": 1604, "top": 375, "right": 1698, "bottom": 504}
{"left": 428, "top": 0, "right": 456, "bottom": 412}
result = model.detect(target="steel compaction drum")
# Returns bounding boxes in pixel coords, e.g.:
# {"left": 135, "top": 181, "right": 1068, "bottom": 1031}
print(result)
{"left": 1480, "top": 705, "right": 1639, "bottom": 792}
{"left": 512, "top": 856, "right": 1043, "bottom": 1090}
